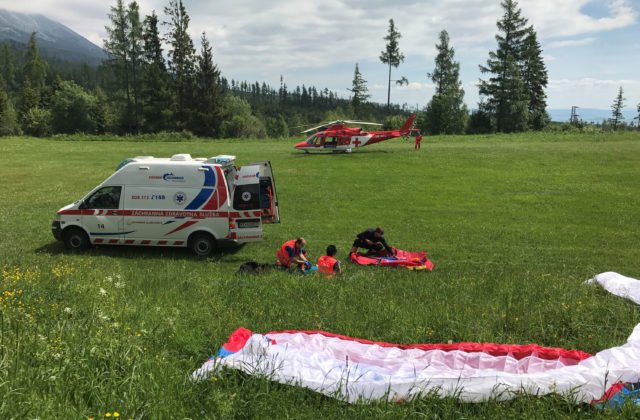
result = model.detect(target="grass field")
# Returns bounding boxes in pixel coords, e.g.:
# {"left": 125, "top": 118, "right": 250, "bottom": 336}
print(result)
{"left": 1, "top": 132, "right": 640, "bottom": 418}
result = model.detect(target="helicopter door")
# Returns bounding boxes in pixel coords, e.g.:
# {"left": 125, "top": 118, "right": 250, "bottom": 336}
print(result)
{"left": 248, "top": 161, "right": 280, "bottom": 224}
{"left": 325, "top": 136, "right": 337, "bottom": 148}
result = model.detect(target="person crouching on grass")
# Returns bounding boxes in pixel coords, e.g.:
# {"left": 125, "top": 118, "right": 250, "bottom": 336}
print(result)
{"left": 276, "top": 237, "right": 312, "bottom": 272}
{"left": 350, "top": 227, "right": 395, "bottom": 257}
{"left": 317, "top": 245, "right": 342, "bottom": 277}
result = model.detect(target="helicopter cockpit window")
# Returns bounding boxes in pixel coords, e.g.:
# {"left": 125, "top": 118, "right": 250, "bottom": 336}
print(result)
{"left": 306, "top": 134, "right": 324, "bottom": 147}
{"left": 306, "top": 134, "right": 317, "bottom": 145}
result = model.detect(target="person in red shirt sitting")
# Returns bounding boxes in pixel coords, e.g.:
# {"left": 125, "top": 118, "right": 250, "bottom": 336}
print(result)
{"left": 317, "top": 245, "right": 342, "bottom": 276}
{"left": 276, "top": 237, "right": 311, "bottom": 272}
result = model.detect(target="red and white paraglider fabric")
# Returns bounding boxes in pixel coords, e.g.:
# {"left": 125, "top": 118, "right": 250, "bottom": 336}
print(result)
{"left": 193, "top": 272, "right": 640, "bottom": 405}
{"left": 349, "top": 248, "right": 434, "bottom": 271}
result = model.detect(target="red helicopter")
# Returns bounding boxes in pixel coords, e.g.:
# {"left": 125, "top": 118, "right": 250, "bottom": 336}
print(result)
{"left": 294, "top": 114, "right": 421, "bottom": 153}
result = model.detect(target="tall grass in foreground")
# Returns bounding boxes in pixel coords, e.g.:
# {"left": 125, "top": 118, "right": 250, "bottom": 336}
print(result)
{"left": 1, "top": 132, "right": 639, "bottom": 418}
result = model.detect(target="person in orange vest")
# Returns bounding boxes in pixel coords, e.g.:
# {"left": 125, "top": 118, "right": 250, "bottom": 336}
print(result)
{"left": 317, "top": 245, "right": 342, "bottom": 276}
{"left": 276, "top": 237, "right": 311, "bottom": 271}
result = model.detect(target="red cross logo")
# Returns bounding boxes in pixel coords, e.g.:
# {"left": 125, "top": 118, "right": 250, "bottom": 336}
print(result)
{"left": 353, "top": 138, "right": 362, "bottom": 147}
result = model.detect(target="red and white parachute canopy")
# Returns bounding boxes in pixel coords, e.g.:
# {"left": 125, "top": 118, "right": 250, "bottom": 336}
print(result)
{"left": 193, "top": 272, "right": 640, "bottom": 404}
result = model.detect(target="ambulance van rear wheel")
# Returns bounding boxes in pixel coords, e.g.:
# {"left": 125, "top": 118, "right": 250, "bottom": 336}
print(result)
{"left": 63, "top": 227, "right": 90, "bottom": 251}
{"left": 189, "top": 232, "right": 217, "bottom": 257}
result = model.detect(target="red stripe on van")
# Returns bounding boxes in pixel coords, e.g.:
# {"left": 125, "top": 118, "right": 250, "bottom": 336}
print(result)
{"left": 109, "top": 239, "right": 118, "bottom": 244}
{"left": 174, "top": 241, "right": 184, "bottom": 246}
{"left": 158, "top": 240, "right": 167, "bottom": 245}
{"left": 166, "top": 220, "right": 198, "bottom": 235}
{"left": 94, "top": 238, "right": 104, "bottom": 243}
{"left": 125, "top": 240, "right": 134, "bottom": 245}
{"left": 141, "top": 240, "right": 151, "bottom": 245}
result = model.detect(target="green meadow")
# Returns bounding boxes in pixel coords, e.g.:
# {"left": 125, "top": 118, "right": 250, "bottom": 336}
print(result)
{"left": 1, "top": 132, "right": 640, "bottom": 418}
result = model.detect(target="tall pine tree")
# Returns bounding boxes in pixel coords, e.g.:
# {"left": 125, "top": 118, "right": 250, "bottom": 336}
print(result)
{"left": 610, "top": 86, "right": 625, "bottom": 131}
{"left": 23, "top": 32, "right": 48, "bottom": 91}
{"left": 422, "top": 30, "right": 467, "bottom": 134}
{"left": 141, "top": 11, "right": 172, "bottom": 132}
{"left": 0, "top": 45, "right": 17, "bottom": 93}
{"left": 127, "top": 2, "right": 143, "bottom": 132}
{"left": 104, "top": 0, "right": 132, "bottom": 132}
{"left": 0, "top": 77, "right": 20, "bottom": 135}
{"left": 479, "top": 0, "right": 530, "bottom": 132}
{"left": 193, "top": 32, "right": 224, "bottom": 137}
{"left": 348, "top": 63, "right": 370, "bottom": 114}
{"left": 164, "top": 0, "right": 196, "bottom": 130}
{"left": 521, "top": 27, "right": 549, "bottom": 129}
{"left": 380, "top": 19, "right": 404, "bottom": 111}
{"left": 20, "top": 34, "right": 48, "bottom": 131}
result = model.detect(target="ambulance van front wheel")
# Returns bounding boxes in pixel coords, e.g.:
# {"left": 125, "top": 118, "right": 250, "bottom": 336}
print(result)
{"left": 189, "top": 232, "right": 217, "bottom": 257}
{"left": 63, "top": 227, "right": 90, "bottom": 251}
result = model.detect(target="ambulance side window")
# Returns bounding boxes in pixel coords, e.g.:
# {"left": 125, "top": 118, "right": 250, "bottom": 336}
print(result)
{"left": 85, "top": 186, "right": 122, "bottom": 209}
{"left": 233, "top": 184, "right": 260, "bottom": 210}
{"left": 259, "top": 178, "right": 273, "bottom": 209}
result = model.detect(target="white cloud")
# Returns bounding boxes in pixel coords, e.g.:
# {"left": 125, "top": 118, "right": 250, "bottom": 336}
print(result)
{"left": 0, "top": 0, "right": 638, "bottom": 109}
{"left": 546, "top": 37, "right": 597, "bottom": 49}
{"left": 548, "top": 78, "right": 640, "bottom": 108}
{"left": 521, "top": 0, "right": 637, "bottom": 39}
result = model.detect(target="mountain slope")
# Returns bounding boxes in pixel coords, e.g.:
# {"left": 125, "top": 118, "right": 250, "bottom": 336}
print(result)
{"left": 0, "top": 8, "right": 106, "bottom": 65}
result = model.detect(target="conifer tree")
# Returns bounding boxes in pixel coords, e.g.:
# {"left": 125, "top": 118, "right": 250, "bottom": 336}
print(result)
{"left": 423, "top": 30, "right": 467, "bottom": 134}
{"left": 19, "top": 79, "right": 40, "bottom": 119}
{"left": 521, "top": 27, "right": 549, "bottom": 129}
{"left": 127, "top": 2, "right": 143, "bottom": 132}
{"left": 141, "top": 11, "right": 172, "bottom": 132}
{"left": 164, "top": 0, "right": 196, "bottom": 130}
{"left": 104, "top": 0, "right": 141, "bottom": 132}
{"left": 0, "top": 77, "right": 20, "bottom": 135}
{"left": 23, "top": 32, "right": 48, "bottom": 91}
{"left": 610, "top": 86, "right": 625, "bottom": 131}
{"left": 193, "top": 32, "right": 224, "bottom": 137}
{"left": 0, "top": 45, "right": 17, "bottom": 93}
{"left": 380, "top": 19, "right": 404, "bottom": 111}
{"left": 479, "top": 0, "right": 530, "bottom": 132}
{"left": 348, "top": 63, "right": 370, "bottom": 113}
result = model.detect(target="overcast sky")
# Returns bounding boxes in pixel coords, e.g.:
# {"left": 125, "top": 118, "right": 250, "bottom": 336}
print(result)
{"left": 2, "top": 0, "right": 639, "bottom": 111}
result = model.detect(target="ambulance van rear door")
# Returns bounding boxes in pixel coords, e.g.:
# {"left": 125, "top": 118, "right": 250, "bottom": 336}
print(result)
{"left": 248, "top": 161, "right": 280, "bottom": 224}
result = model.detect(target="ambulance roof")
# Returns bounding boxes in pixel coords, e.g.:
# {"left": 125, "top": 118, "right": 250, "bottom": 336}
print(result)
{"left": 124, "top": 154, "right": 236, "bottom": 166}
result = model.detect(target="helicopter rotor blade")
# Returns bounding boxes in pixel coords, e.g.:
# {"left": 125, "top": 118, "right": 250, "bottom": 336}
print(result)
{"left": 343, "top": 120, "right": 382, "bottom": 126}
{"left": 299, "top": 120, "right": 382, "bottom": 133}
{"left": 300, "top": 120, "right": 341, "bottom": 133}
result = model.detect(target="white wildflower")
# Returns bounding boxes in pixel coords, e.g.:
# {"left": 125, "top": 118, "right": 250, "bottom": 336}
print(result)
{"left": 99, "top": 287, "right": 107, "bottom": 296}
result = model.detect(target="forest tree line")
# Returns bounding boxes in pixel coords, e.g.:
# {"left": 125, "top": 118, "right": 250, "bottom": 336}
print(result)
{"left": 0, "top": 0, "right": 638, "bottom": 138}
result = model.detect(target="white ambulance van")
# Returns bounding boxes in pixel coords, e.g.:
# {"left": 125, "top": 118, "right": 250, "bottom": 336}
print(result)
{"left": 51, "top": 154, "right": 280, "bottom": 256}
